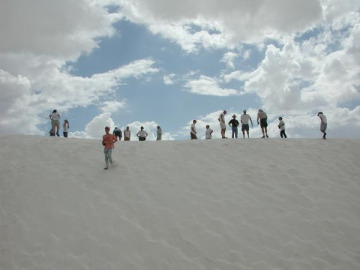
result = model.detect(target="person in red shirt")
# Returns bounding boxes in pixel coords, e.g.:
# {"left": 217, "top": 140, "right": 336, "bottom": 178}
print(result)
{"left": 102, "top": 126, "right": 117, "bottom": 170}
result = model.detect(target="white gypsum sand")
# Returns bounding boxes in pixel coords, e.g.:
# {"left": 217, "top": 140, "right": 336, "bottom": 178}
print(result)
{"left": 0, "top": 135, "right": 360, "bottom": 270}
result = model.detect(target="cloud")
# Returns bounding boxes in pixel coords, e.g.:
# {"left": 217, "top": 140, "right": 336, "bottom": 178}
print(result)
{"left": 163, "top": 73, "right": 176, "bottom": 85}
{"left": 100, "top": 100, "right": 127, "bottom": 113}
{"left": 223, "top": 18, "right": 360, "bottom": 114}
{"left": 0, "top": 0, "right": 120, "bottom": 59}
{"left": 114, "top": 0, "right": 324, "bottom": 52}
{"left": 70, "top": 112, "right": 115, "bottom": 139}
{"left": 184, "top": 75, "right": 239, "bottom": 96}
{"left": 220, "top": 52, "right": 238, "bottom": 69}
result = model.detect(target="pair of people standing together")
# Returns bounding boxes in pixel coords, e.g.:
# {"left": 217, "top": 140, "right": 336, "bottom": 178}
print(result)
{"left": 228, "top": 110, "right": 254, "bottom": 139}
{"left": 49, "top": 110, "right": 69, "bottom": 137}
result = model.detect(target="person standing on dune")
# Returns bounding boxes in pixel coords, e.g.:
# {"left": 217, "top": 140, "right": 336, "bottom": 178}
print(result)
{"left": 318, "top": 112, "right": 327, "bottom": 139}
{"left": 102, "top": 126, "right": 117, "bottom": 170}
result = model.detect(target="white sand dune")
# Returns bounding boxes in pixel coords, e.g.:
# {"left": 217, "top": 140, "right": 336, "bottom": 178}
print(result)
{"left": 1, "top": 135, "right": 360, "bottom": 270}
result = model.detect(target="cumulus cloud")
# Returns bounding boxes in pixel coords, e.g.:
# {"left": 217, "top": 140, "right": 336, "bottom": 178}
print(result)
{"left": 184, "top": 75, "right": 239, "bottom": 96}
{"left": 100, "top": 100, "right": 127, "bottom": 113}
{"left": 163, "top": 73, "right": 176, "bottom": 85}
{"left": 221, "top": 52, "right": 238, "bottom": 69}
{"left": 0, "top": 0, "right": 120, "bottom": 59}
{"left": 113, "top": 0, "right": 324, "bottom": 52}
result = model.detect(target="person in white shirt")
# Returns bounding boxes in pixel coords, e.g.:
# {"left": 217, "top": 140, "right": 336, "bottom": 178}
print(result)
{"left": 218, "top": 110, "right": 227, "bottom": 138}
{"left": 49, "top": 109, "right": 61, "bottom": 136}
{"left": 317, "top": 112, "right": 327, "bottom": 139}
{"left": 278, "top": 117, "right": 287, "bottom": 138}
{"left": 124, "top": 126, "right": 131, "bottom": 141}
{"left": 63, "top": 119, "right": 69, "bottom": 138}
{"left": 205, "top": 125, "right": 213, "bottom": 139}
{"left": 190, "top": 120, "right": 197, "bottom": 140}
{"left": 137, "top": 126, "right": 148, "bottom": 141}
{"left": 240, "top": 110, "right": 253, "bottom": 138}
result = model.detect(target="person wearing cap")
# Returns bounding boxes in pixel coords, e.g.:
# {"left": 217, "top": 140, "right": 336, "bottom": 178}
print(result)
{"left": 156, "top": 126, "right": 162, "bottom": 141}
{"left": 205, "top": 125, "right": 213, "bottom": 139}
{"left": 190, "top": 120, "right": 197, "bottom": 140}
{"left": 102, "top": 126, "right": 118, "bottom": 170}
{"left": 278, "top": 117, "right": 287, "bottom": 138}
{"left": 241, "top": 110, "right": 253, "bottom": 138}
{"left": 228, "top": 114, "right": 239, "bottom": 138}
{"left": 49, "top": 109, "right": 61, "bottom": 136}
{"left": 124, "top": 126, "right": 131, "bottom": 141}
{"left": 257, "top": 109, "right": 268, "bottom": 138}
{"left": 218, "top": 110, "right": 227, "bottom": 138}
{"left": 137, "top": 126, "right": 148, "bottom": 141}
{"left": 317, "top": 112, "right": 327, "bottom": 139}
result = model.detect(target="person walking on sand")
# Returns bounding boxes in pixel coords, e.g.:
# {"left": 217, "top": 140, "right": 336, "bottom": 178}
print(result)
{"left": 278, "top": 117, "right": 287, "bottom": 138}
{"left": 318, "top": 112, "right": 327, "bottom": 139}
{"left": 63, "top": 119, "right": 69, "bottom": 138}
{"left": 137, "top": 126, "right": 148, "bottom": 141}
{"left": 228, "top": 114, "right": 239, "bottom": 138}
{"left": 257, "top": 109, "right": 268, "bottom": 138}
{"left": 205, "top": 125, "right": 213, "bottom": 139}
{"left": 190, "top": 120, "right": 197, "bottom": 140}
{"left": 49, "top": 109, "right": 61, "bottom": 136}
{"left": 102, "top": 126, "right": 117, "bottom": 170}
{"left": 113, "top": 127, "right": 122, "bottom": 141}
{"left": 218, "top": 110, "right": 227, "bottom": 138}
{"left": 241, "top": 110, "right": 253, "bottom": 138}
{"left": 124, "top": 126, "right": 131, "bottom": 141}
{"left": 156, "top": 126, "right": 162, "bottom": 141}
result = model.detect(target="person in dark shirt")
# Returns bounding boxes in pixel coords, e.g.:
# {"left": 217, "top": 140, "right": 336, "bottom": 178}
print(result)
{"left": 228, "top": 114, "right": 240, "bottom": 138}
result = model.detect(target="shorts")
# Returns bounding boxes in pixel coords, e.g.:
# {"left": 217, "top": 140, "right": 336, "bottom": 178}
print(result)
{"left": 320, "top": 123, "right": 327, "bottom": 132}
{"left": 190, "top": 133, "right": 197, "bottom": 140}
{"left": 220, "top": 122, "right": 226, "bottom": 129}
{"left": 260, "top": 118, "right": 268, "bottom": 128}
{"left": 51, "top": 119, "right": 60, "bottom": 126}
{"left": 242, "top": 124, "right": 249, "bottom": 132}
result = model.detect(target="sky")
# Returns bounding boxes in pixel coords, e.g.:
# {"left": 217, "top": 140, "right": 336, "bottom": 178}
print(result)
{"left": 1, "top": 0, "right": 360, "bottom": 140}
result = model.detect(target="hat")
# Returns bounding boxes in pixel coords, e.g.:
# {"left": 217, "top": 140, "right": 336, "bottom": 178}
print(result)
{"left": 232, "top": 114, "right": 236, "bottom": 118}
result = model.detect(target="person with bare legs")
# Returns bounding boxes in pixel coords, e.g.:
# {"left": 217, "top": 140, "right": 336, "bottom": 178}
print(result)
{"left": 257, "top": 109, "right": 268, "bottom": 138}
{"left": 218, "top": 110, "right": 227, "bottom": 138}
{"left": 49, "top": 109, "right": 61, "bottom": 137}
{"left": 240, "top": 110, "right": 253, "bottom": 138}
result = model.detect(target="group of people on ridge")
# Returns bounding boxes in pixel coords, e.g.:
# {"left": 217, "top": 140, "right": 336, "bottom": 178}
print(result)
{"left": 190, "top": 109, "right": 327, "bottom": 140}
{"left": 112, "top": 126, "right": 162, "bottom": 141}
{"left": 191, "top": 109, "right": 273, "bottom": 140}
{"left": 49, "top": 109, "right": 327, "bottom": 170}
